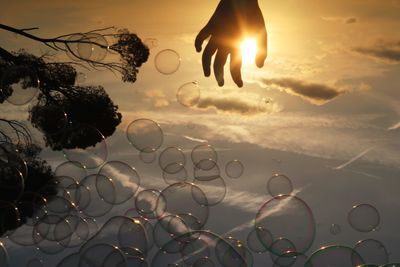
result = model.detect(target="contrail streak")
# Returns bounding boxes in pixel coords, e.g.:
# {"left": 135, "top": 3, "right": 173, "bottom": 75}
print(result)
{"left": 334, "top": 147, "right": 374, "bottom": 170}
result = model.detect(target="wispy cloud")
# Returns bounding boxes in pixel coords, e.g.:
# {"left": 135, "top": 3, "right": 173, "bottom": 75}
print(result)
{"left": 193, "top": 90, "right": 282, "bottom": 115}
{"left": 353, "top": 40, "right": 400, "bottom": 63}
{"left": 259, "top": 78, "right": 348, "bottom": 105}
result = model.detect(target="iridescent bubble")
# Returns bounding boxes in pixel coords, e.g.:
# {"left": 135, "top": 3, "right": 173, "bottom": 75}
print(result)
{"left": 139, "top": 150, "right": 157, "bottom": 164}
{"left": 177, "top": 81, "right": 200, "bottom": 107}
{"left": 305, "top": 245, "right": 365, "bottom": 267}
{"left": 77, "top": 33, "right": 108, "bottom": 62}
{"left": 98, "top": 161, "right": 140, "bottom": 204}
{"left": 225, "top": 160, "right": 244, "bottom": 179}
{"left": 163, "top": 165, "right": 188, "bottom": 185}
{"left": 80, "top": 216, "right": 148, "bottom": 255}
{"left": 348, "top": 204, "right": 380, "bottom": 232}
{"left": 269, "top": 237, "right": 297, "bottom": 263}
{"left": 65, "top": 33, "right": 85, "bottom": 60}
{"left": 153, "top": 214, "right": 190, "bottom": 253}
{"left": 1, "top": 65, "right": 40, "bottom": 106}
{"left": 127, "top": 119, "right": 164, "bottom": 153}
{"left": 181, "top": 235, "right": 211, "bottom": 266}
{"left": 330, "top": 224, "right": 342, "bottom": 235}
{"left": 353, "top": 239, "right": 389, "bottom": 266}
{"left": 60, "top": 215, "right": 90, "bottom": 248}
{"left": 80, "top": 243, "right": 124, "bottom": 267}
{"left": 63, "top": 125, "right": 108, "bottom": 169}
{"left": 194, "top": 159, "right": 220, "bottom": 181}
{"left": 80, "top": 174, "right": 115, "bottom": 217}
{"left": 161, "top": 182, "right": 209, "bottom": 229}
{"left": 267, "top": 174, "right": 293, "bottom": 197}
{"left": 55, "top": 161, "right": 87, "bottom": 182}
{"left": 159, "top": 146, "right": 186, "bottom": 174}
{"left": 247, "top": 226, "right": 271, "bottom": 254}
{"left": 123, "top": 214, "right": 154, "bottom": 250}
{"left": 154, "top": 49, "right": 181, "bottom": 75}
{"left": 215, "top": 236, "right": 253, "bottom": 267}
{"left": 191, "top": 144, "right": 218, "bottom": 170}
{"left": 192, "top": 175, "right": 226, "bottom": 206}
{"left": 135, "top": 189, "right": 166, "bottom": 220}
{"left": 255, "top": 195, "right": 316, "bottom": 255}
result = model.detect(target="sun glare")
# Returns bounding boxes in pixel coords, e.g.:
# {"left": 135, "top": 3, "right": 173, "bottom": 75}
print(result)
{"left": 240, "top": 38, "right": 257, "bottom": 65}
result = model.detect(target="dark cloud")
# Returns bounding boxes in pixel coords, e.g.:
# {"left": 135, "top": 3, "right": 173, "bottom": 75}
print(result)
{"left": 345, "top": 17, "right": 357, "bottom": 24}
{"left": 194, "top": 92, "right": 281, "bottom": 115}
{"left": 354, "top": 41, "right": 400, "bottom": 63}
{"left": 260, "top": 78, "right": 346, "bottom": 105}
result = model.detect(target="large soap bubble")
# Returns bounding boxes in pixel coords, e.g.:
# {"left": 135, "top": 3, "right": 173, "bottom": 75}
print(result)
{"left": 154, "top": 49, "right": 181, "bottom": 75}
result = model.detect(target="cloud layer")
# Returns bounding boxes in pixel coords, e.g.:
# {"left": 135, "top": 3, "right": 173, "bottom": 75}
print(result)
{"left": 259, "top": 78, "right": 347, "bottom": 105}
{"left": 354, "top": 40, "right": 400, "bottom": 63}
{"left": 193, "top": 90, "right": 282, "bottom": 115}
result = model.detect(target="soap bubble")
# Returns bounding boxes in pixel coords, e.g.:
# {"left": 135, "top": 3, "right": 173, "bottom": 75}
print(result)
{"left": 154, "top": 49, "right": 181, "bottom": 75}
{"left": 225, "top": 160, "right": 244, "bottom": 179}
{"left": 1, "top": 65, "right": 39, "bottom": 105}
{"left": 267, "top": 174, "right": 293, "bottom": 197}
{"left": 127, "top": 119, "right": 164, "bottom": 153}
{"left": 177, "top": 81, "right": 200, "bottom": 107}
{"left": 348, "top": 204, "right": 380, "bottom": 232}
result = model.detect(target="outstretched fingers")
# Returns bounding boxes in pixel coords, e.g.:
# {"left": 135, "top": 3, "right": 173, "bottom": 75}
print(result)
{"left": 256, "top": 28, "right": 268, "bottom": 68}
{"left": 195, "top": 25, "right": 211, "bottom": 52}
{"left": 230, "top": 48, "right": 243, "bottom": 87}
{"left": 202, "top": 38, "right": 218, "bottom": 77}
{"left": 214, "top": 47, "right": 229, "bottom": 86}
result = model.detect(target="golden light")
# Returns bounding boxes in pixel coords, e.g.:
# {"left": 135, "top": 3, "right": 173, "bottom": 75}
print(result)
{"left": 240, "top": 38, "right": 257, "bottom": 65}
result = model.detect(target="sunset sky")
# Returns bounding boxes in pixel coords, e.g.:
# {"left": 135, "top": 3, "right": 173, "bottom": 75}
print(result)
{"left": 1, "top": 0, "right": 400, "bottom": 265}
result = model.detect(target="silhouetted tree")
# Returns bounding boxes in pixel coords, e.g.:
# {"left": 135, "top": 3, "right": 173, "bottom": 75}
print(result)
{"left": 0, "top": 24, "right": 149, "bottom": 234}
{"left": 0, "top": 141, "right": 57, "bottom": 235}
{"left": 30, "top": 85, "right": 121, "bottom": 150}
{"left": 0, "top": 24, "right": 149, "bottom": 150}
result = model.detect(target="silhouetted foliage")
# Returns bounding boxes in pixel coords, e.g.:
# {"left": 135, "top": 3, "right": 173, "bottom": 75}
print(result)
{"left": 111, "top": 28, "right": 150, "bottom": 82}
{"left": 0, "top": 142, "right": 57, "bottom": 235}
{"left": 30, "top": 85, "right": 122, "bottom": 150}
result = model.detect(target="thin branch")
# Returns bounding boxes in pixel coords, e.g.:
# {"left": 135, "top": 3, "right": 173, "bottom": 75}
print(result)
{"left": 20, "top": 27, "right": 39, "bottom": 32}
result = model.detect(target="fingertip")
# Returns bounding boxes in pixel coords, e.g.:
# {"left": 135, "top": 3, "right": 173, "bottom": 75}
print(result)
{"left": 218, "top": 79, "right": 224, "bottom": 87}
{"left": 256, "top": 56, "right": 266, "bottom": 68}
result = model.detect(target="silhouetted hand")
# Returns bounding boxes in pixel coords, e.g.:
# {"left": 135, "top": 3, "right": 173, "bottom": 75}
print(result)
{"left": 195, "top": 0, "right": 267, "bottom": 87}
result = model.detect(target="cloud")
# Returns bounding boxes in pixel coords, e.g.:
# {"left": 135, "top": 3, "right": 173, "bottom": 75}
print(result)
{"left": 194, "top": 90, "right": 282, "bottom": 115}
{"left": 345, "top": 17, "right": 357, "bottom": 24}
{"left": 321, "top": 16, "right": 357, "bottom": 24}
{"left": 259, "top": 78, "right": 348, "bottom": 105}
{"left": 143, "top": 88, "right": 170, "bottom": 108}
{"left": 353, "top": 40, "right": 400, "bottom": 63}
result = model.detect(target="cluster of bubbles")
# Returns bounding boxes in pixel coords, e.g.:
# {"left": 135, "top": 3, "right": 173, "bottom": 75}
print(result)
{"left": 65, "top": 33, "right": 109, "bottom": 63}
{"left": 0, "top": 116, "right": 398, "bottom": 266}
{"left": 0, "top": 36, "right": 397, "bottom": 264}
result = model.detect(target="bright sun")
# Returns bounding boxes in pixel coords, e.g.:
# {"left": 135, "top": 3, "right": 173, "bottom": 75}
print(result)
{"left": 240, "top": 38, "right": 257, "bottom": 65}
